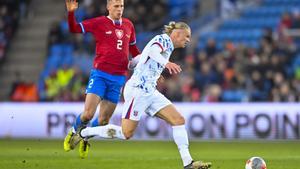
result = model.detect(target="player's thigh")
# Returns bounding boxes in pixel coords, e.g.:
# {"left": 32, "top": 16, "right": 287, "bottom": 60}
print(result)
{"left": 103, "top": 75, "right": 126, "bottom": 104}
{"left": 83, "top": 93, "right": 101, "bottom": 119}
{"left": 149, "top": 92, "right": 185, "bottom": 126}
{"left": 121, "top": 118, "right": 139, "bottom": 139}
{"left": 156, "top": 104, "right": 185, "bottom": 126}
{"left": 122, "top": 85, "right": 150, "bottom": 121}
{"left": 97, "top": 100, "right": 117, "bottom": 125}
{"left": 86, "top": 69, "right": 107, "bottom": 99}
{"left": 145, "top": 90, "right": 172, "bottom": 117}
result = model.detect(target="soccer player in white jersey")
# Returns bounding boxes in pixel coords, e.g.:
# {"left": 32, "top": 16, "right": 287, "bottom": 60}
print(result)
{"left": 75, "top": 21, "right": 212, "bottom": 169}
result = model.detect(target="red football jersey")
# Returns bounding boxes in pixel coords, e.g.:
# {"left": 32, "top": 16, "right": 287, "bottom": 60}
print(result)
{"left": 80, "top": 16, "right": 137, "bottom": 75}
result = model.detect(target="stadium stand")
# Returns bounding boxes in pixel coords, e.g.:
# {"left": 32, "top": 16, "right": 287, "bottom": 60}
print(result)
{"left": 1, "top": 0, "right": 299, "bottom": 102}
{"left": 0, "top": 0, "right": 27, "bottom": 63}
{"left": 38, "top": 0, "right": 174, "bottom": 101}
{"left": 192, "top": 0, "right": 300, "bottom": 102}
{"left": 0, "top": 0, "right": 65, "bottom": 101}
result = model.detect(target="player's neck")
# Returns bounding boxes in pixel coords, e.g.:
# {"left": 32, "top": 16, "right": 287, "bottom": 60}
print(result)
{"left": 107, "top": 15, "right": 122, "bottom": 24}
{"left": 167, "top": 34, "right": 176, "bottom": 49}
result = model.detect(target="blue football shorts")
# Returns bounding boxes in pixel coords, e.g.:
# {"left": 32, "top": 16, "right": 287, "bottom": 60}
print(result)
{"left": 85, "top": 69, "right": 126, "bottom": 104}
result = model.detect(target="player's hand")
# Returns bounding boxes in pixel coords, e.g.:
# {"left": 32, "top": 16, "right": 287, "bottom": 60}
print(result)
{"left": 165, "top": 62, "right": 182, "bottom": 75}
{"left": 128, "top": 60, "right": 135, "bottom": 70}
{"left": 66, "top": 0, "right": 78, "bottom": 12}
{"left": 128, "top": 54, "right": 141, "bottom": 70}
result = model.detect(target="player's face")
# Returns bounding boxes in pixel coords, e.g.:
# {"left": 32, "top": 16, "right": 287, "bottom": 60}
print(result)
{"left": 174, "top": 28, "right": 191, "bottom": 48}
{"left": 107, "top": 0, "right": 124, "bottom": 20}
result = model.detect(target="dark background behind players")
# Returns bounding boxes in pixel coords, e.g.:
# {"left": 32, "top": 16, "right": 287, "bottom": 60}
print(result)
{"left": 1, "top": 0, "right": 300, "bottom": 102}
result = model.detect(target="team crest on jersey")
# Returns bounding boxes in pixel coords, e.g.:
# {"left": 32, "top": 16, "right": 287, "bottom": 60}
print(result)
{"left": 115, "top": 29, "right": 124, "bottom": 39}
{"left": 133, "top": 110, "right": 139, "bottom": 116}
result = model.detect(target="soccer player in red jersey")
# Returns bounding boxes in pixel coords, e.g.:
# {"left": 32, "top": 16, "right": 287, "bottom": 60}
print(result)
{"left": 63, "top": 0, "right": 140, "bottom": 158}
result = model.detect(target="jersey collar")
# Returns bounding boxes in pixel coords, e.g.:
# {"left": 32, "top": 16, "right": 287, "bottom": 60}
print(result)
{"left": 107, "top": 16, "right": 122, "bottom": 26}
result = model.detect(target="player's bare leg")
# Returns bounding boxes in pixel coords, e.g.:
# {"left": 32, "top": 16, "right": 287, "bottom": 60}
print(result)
{"left": 120, "top": 118, "right": 139, "bottom": 139}
{"left": 66, "top": 93, "right": 101, "bottom": 150}
{"left": 156, "top": 105, "right": 212, "bottom": 169}
{"left": 98, "top": 100, "right": 117, "bottom": 125}
{"left": 79, "top": 100, "right": 117, "bottom": 158}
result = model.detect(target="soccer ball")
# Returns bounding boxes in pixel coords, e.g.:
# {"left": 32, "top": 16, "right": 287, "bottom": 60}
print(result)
{"left": 245, "top": 157, "right": 267, "bottom": 169}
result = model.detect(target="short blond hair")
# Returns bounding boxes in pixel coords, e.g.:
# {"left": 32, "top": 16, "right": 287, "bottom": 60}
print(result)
{"left": 163, "top": 21, "right": 190, "bottom": 35}
{"left": 107, "top": 0, "right": 123, "bottom": 4}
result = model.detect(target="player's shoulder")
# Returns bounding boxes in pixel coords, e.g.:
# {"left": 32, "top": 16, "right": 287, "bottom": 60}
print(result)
{"left": 85, "top": 16, "right": 106, "bottom": 23}
{"left": 153, "top": 34, "right": 169, "bottom": 42}
{"left": 152, "top": 34, "right": 173, "bottom": 51}
{"left": 97, "top": 16, "right": 107, "bottom": 21}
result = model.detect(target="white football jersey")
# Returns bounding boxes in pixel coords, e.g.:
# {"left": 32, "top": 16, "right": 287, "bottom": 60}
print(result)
{"left": 127, "top": 33, "right": 174, "bottom": 94}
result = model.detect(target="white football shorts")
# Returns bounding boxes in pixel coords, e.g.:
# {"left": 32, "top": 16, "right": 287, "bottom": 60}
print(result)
{"left": 121, "top": 83, "right": 172, "bottom": 121}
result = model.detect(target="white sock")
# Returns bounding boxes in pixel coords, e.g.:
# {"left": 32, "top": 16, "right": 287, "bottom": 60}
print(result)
{"left": 80, "top": 126, "right": 111, "bottom": 138}
{"left": 108, "top": 124, "right": 126, "bottom": 140}
{"left": 172, "top": 125, "right": 193, "bottom": 167}
{"left": 80, "top": 124, "right": 126, "bottom": 139}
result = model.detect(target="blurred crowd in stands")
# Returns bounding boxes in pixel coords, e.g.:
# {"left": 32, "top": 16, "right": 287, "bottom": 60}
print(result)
{"left": 160, "top": 32, "right": 300, "bottom": 102}
{"left": 0, "top": 0, "right": 29, "bottom": 64}
{"left": 8, "top": 0, "right": 300, "bottom": 102}
{"left": 38, "top": 0, "right": 170, "bottom": 102}
{"left": 1, "top": 0, "right": 36, "bottom": 102}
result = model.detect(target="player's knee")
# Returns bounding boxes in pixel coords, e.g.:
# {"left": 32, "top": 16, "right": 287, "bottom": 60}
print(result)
{"left": 122, "top": 130, "right": 134, "bottom": 140}
{"left": 173, "top": 116, "right": 185, "bottom": 126}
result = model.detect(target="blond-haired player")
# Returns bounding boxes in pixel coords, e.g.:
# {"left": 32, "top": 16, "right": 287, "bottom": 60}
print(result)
{"left": 77, "top": 21, "right": 212, "bottom": 169}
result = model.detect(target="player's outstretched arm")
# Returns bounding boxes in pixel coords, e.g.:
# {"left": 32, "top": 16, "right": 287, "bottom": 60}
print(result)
{"left": 66, "top": 0, "right": 82, "bottom": 33}
{"left": 65, "top": 0, "right": 78, "bottom": 12}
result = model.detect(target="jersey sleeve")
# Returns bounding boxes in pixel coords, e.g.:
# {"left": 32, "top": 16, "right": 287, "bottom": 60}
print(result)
{"left": 129, "top": 43, "right": 140, "bottom": 57}
{"left": 129, "top": 22, "right": 140, "bottom": 57}
{"left": 80, "top": 17, "right": 98, "bottom": 34}
{"left": 129, "top": 24, "right": 137, "bottom": 45}
{"left": 148, "top": 44, "right": 168, "bottom": 66}
{"left": 68, "top": 11, "right": 83, "bottom": 33}
{"left": 150, "top": 35, "right": 166, "bottom": 52}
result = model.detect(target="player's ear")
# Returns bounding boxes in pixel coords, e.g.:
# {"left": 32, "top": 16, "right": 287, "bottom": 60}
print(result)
{"left": 174, "top": 29, "right": 180, "bottom": 38}
{"left": 106, "top": 1, "right": 111, "bottom": 11}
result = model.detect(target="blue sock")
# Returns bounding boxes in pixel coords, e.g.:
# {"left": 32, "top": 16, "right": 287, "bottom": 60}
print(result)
{"left": 91, "top": 118, "right": 99, "bottom": 127}
{"left": 73, "top": 114, "right": 89, "bottom": 132}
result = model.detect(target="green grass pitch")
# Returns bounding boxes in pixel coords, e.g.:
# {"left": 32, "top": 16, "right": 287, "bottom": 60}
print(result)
{"left": 0, "top": 139, "right": 299, "bottom": 169}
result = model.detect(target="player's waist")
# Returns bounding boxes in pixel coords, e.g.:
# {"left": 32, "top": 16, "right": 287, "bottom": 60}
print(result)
{"left": 91, "top": 69, "right": 126, "bottom": 81}
{"left": 93, "top": 61, "right": 127, "bottom": 76}
{"left": 127, "top": 78, "right": 157, "bottom": 91}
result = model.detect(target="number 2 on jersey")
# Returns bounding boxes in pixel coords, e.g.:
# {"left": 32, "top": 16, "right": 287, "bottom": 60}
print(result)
{"left": 117, "top": 40, "right": 123, "bottom": 50}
